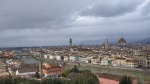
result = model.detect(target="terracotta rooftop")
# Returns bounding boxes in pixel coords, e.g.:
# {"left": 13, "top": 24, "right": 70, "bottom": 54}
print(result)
{"left": 126, "top": 60, "right": 138, "bottom": 62}
{"left": 18, "top": 68, "right": 37, "bottom": 73}
{"left": 115, "top": 57, "right": 126, "bottom": 60}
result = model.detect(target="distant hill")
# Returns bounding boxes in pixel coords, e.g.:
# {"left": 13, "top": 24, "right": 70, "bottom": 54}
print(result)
{"left": 79, "top": 37, "right": 150, "bottom": 45}
{"left": 134, "top": 37, "right": 150, "bottom": 44}
{"left": 79, "top": 39, "right": 118, "bottom": 45}
{"left": 79, "top": 40, "right": 104, "bottom": 45}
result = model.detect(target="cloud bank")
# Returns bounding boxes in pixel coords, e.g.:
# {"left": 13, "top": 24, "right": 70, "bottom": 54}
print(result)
{"left": 0, "top": 0, "right": 150, "bottom": 47}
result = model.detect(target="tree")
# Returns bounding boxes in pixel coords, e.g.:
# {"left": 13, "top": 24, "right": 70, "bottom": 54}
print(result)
{"left": 9, "top": 72, "right": 12, "bottom": 78}
{"left": 71, "top": 65, "right": 79, "bottom": 73}
{"left": 62, "top": 69, "right": 71, "bottom": 77}
{"left": 61, "top": 56, "right": 64, "bottom": 60}
{"left": 35, "top": 71, "right": 40, "bottom": 79}
{"left": 147, "top": 61, "right": 150, "bottom": 69}
{"left": 61, "top": 73, "right": 66, "bottom": 77}
{"left": 119, "top": 75, "right": 132, "bottom": 84}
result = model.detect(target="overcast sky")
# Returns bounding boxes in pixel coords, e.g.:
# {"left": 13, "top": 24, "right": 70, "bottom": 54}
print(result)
{"left": 0, "top": 0, "right": 150, "bottom": 47}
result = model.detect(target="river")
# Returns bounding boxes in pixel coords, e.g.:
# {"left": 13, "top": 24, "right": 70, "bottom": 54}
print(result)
{"left": 17, "top": 56, "right": 40, "bottom": 64}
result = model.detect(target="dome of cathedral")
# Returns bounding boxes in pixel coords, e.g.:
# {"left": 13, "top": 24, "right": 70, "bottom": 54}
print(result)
{"left": 118, "top": 37, "right": 126, "bottom": 46}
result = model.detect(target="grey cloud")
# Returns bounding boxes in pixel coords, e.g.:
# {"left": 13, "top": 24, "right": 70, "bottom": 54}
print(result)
{"left": 142, "top": 1, "right": 150, "bottom": 15}
{"left": 0, "top": 0, "right": 150, "bottom": 47}
{"left": 0, "top": 0, "right": 90, "bottom": 30}
{"left": 80, "top": 0, "right": 144, "bottom": 17}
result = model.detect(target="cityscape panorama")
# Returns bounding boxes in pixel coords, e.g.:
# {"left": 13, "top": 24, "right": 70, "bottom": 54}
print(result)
{"left": 0, "top": 0, "right": 150, "bottom": 84}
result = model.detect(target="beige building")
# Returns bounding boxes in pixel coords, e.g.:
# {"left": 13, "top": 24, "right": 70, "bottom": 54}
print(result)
{"left": 113, "top": 57, "right": 126, "bottom": 67}
{"left": 113, "top": 57, "right": 139, "bottom": 68}
{"left": 134, "top": 57, "right": 148, "bottom": 67}
{"left": 91, "top": 56, "right": 100, "bottom": 65}
{"left": 125, "top": 59, "right": 138, "bottom": 68}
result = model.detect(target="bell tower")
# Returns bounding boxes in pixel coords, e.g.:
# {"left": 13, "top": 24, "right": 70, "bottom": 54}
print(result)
{"left": 69, "top": 38, "right": 72, "bottom": 48}
{"left": 105, "top": 39, "right": 109, "bottom": 50}
{"left": 38, "top": 62, "right": 42, "bottom": 76}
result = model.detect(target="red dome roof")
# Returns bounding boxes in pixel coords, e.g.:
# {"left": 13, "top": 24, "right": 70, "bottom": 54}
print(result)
{"left": 118, "top": 37, "right": 126, "bottom": 46}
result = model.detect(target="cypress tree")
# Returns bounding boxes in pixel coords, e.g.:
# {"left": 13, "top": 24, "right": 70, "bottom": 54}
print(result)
{"left": 119, "top": 75, "right": 132, "bottom": 84}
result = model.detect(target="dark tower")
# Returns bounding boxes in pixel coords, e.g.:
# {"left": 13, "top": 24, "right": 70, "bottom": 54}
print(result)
{"left": 105, "top": 39, "right": 109, "bottom": 50}
{"left": 69, "top": 38, "right": 72, "bottom": 48}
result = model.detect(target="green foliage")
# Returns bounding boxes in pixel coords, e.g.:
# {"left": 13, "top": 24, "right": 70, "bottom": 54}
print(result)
{"left": 0, "top": 76, "right": 99, "bottom": 84}
{"left": 70, "top": 76, "right": 99, "bottom": 84}
{"left": 0, "top": 66, "right": 99, "bottom": 84}
{"left": 69, "top": 68, "right": 99, "bottom": 84}
{"left": 0, "top": 77, "right": 40, "bottom": 84}
{"left": 61, "top": 73, "right": 66, "bottom": 77}
{"left": 35, "top": 71, "right": 40, "bottom": 79}
{"left": 41, "top": 78, "right": 70, "bottom": 84}
{"left": 119, "top": 75, "right": 132, "bottom": 84}
{"left": 70, "top": 65, "right": 79, "bottom": 73}
{"left": 62, "top": 69, "right": 71, "bottom": 77}
{"left": 9, "top": 72, "right": 12, "bottom": 78}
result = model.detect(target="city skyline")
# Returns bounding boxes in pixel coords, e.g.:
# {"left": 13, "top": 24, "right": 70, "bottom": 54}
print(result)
{"left": 0, "top": 0, "right": 150, "bottom": 47}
